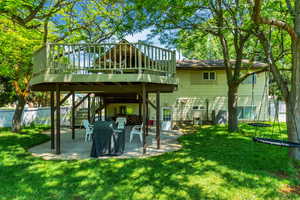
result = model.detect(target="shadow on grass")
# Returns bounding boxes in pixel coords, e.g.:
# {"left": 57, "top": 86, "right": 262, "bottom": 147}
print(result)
{"left": 0, "top": 124, "right": 298, "bottom": 200}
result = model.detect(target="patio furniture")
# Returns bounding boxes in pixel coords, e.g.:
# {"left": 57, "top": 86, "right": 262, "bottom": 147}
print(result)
{"left": 90, "top": 121, "right": 125, "bottom": 157}
{"left": 129, "top": 123, "right": 143, "bottom": 144}
{"left": 116, "top": 117, "right": 127, "bottom": 129}
{"left": 82, "top": 120, "right": 93, "bottom": 142}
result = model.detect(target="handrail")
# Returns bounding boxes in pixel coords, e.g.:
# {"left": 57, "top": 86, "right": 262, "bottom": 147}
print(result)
{"left": 32, "top": 43, "right": 176, "bottom": 77}
{"left": 47, "top": 42, "right": 174, "bottom": 53}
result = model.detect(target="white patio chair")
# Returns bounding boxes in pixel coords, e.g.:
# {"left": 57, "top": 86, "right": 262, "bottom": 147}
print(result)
{"left": 129, "top": 123, "right": 143, "bottom": 144}
{"left": 82, "top": 120, "right": 93, "bottom": 142}
{"left": 116, "top": 117, "right": 127, "bottom": 129}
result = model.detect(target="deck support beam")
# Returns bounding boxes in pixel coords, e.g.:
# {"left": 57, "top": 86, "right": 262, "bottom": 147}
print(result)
{"left": 104, "top": 99, "right": 107, "bottom": 120}
{"left": 74, "top": 93, "right": 90, "bottom": 109}
{"left": 50, "top": 91, "right": 55, "bottom": 150}
{"left": 156, "top": 91, "right": 160, "bottom": 149}
{"left": 142, "top": 84, "right": 147, "bottom": 154}
{"left": 53, "top": 92, "right": 72, "bottom": 112}
{"left": 146, "top": 92, "right": 149, "bottom": 136}
{"left": 59, "top": 92, "right": 72, "bottom": 106}
{"left": 88, "top": 95, "right": 91, "bottom": 122}
{"left": 55, "top": 85, "right": 61, "bottom": 154}
{"left": 138, "top": 96, "right": 142, "bottom": 122}
{"left": 72, "top": 92, "right": 75, "bottom": 140}
{"left": 147, "top": 99, "right": 157, "bottom": 110}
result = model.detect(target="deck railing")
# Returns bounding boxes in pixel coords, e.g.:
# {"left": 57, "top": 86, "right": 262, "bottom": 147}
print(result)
{"left": 32, "top": 43, "right": 176, "bottom": 77}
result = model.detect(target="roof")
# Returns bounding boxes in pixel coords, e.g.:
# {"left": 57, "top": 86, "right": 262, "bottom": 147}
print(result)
{"left": 176, "top": 59, "right": 268, "bottom": 70}
{"left": 95, "top": 39, "right": 153, "bottom": 65}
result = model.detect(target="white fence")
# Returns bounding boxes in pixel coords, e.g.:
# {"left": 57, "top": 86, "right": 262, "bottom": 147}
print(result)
{"left": 269, "top": 100, "right": 286, "bottom": 122}
{"left": 0, "top": 107, "right": 71, "bottom": 127}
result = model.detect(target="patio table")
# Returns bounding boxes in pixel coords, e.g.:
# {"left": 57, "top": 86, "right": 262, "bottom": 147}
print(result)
{"left": 90, "top": 121, "right": 125, "bottom": 157}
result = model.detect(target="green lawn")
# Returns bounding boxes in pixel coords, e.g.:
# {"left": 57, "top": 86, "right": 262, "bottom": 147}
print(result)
{"left": 0, "top": 124, "right": 299, "bottom": 200}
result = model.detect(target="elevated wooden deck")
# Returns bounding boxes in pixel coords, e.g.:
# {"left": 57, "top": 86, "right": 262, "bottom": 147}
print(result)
{"left": 31, "top": 42, "right": 177, "bottom": 92}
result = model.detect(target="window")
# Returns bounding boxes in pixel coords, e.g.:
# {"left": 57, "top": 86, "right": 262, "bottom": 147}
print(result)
{"left": 192, "top": 106, "right": 199, "bottom": 110}
{"left": 237, "top": 106, "right": 256, "bottom": 119}
{"left": 203, "top": 72, "right": 216, "bottom": 80}
{"left": 242, "top": 74, "right": 256, "bottom": 84}
{"left": 163, "top": 108, "right": 172, "bottom": 121}
{"left": 192, "top": 105, "right": 206, "bottom": 110}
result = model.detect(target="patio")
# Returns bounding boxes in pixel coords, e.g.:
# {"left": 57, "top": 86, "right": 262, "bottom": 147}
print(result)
{"left": 29, "top": 127, "right": 182, "bottom": 160}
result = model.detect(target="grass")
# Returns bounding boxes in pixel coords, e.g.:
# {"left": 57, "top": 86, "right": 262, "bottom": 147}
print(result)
{"left": 0, "top": 123, "right": 300, "bottom": 200}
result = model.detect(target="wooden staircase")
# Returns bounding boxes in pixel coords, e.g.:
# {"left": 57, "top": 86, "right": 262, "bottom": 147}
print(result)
{"left": 75, "top": 108, "right": 89, "bottom": 127}
{"left": 74, "top": 96, "right": 103, "bottom": 127}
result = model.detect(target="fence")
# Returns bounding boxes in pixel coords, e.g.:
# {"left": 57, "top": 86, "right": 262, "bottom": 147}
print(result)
{"left": 0, "top": 107, "right": 70, "bottom": 127}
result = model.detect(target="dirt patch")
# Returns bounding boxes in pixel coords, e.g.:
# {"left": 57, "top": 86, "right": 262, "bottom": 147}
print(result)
{"left": 280, "top": 184, "right": 300, "bottom": 195}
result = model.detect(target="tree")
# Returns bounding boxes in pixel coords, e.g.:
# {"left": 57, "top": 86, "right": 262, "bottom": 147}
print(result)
{"left": 0, "top": 17, "right": 42, "bottom": 132}
{"left": 1, "top": 0, "right": 134, "bottom": 132}
{"left": 129, "top": 0, "right": 267, "bottom": 131}
{"left": 251, "top": 0, "right": 300, "bottom": 160}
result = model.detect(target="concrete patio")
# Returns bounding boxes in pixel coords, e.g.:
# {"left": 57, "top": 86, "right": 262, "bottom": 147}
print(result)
{"left": 29, "top": 127, "right": 182, "bottom": 160}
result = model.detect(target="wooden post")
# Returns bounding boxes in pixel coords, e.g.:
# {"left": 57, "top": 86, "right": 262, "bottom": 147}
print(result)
{"left": 104, "top": 100, "right": 107, "bottom": 120}
{"left": 146, "top": 92, "right": 149, "bottom": 136}
{"left": 142, "top": 84, "right": 147, "bottom": 154}
{"left": 72, "top": 92, "right": 75, "bottom": 140}
{"left": 50, "top": 91, "right": 55, "bottom": 150}
{"left": 56, "top": 85, "right": 61, "bottom": 154}
{"left": 88, "top": 94, "right": 91, "bottom": 122}
{"left": 156, "top": 91, "right": 160, "bottom": 149}
{"left": 206, "top": 99, "right": 209, "bottom": 121}
{"left": 139, "top": 96, "right": 142, "bottom": 123}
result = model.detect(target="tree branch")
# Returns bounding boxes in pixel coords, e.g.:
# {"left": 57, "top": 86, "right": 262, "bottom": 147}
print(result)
{"left": 255, "top": 28, "right": 290, "bottom": 101}
{"left": 237, "top": 67, "right": 268, "bottom": 84}
{"left": 252, "top": 0, "right": 297, "bottom": 40}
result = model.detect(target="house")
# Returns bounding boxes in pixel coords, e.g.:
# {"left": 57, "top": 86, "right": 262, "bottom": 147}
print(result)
{"left": 30, "top": 40, "right": 268, "bottom": 154}
{"left": 105, "top": 59, "right": 269, "bottom": 126}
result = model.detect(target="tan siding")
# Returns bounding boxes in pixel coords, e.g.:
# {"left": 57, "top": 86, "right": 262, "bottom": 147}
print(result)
{"left": 104, "top": 69, "right": 269, "bottom": 122}
{"left": 149, "top": 69, "right": 269, "bottom": 121}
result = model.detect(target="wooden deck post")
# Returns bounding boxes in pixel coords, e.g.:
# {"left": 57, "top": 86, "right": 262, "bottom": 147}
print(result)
{"left": 104, "top": 99, "right": 107, "bottom": 121}
{"left": 146, "top": 92, "right": 149, "bottom": 136}
{"left": 156, "top": 91, "right": 160, "bottom": 149}
{"left": 139, "top": 96, "right": 142, "bottom": 122}
{"left": 142, "top": 84, "right": 147, "bottom": 154}
{"left": 50, "top": 91, "right": 55, "bottom": 150}
{"left": 88, "top": 94, "right": 91, "bottom": 122}
{"left": 56, "top": 85, "right": 61, "bottom": 154}
{"left": 72, "top": 92, "right": 75, "bottom": 140}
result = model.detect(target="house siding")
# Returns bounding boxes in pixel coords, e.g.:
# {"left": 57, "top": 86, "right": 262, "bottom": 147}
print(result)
{"left": 106, "top": 68, "right": 269, "bottom": 123}
{"left": 148, "top": 69, "right": 269, "bottom": 122}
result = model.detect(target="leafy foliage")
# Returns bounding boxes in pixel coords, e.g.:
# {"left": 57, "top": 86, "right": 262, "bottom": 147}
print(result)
{"left": 0, "top": 17, "right": 42, "bottom": 105}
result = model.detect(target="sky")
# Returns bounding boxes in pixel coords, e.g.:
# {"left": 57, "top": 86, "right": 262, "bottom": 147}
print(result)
{"left": 125, "top": 29, "right": 161, "bottom": 46}
{"left": 125, "top": 28, "right": 183, "bottom": 60}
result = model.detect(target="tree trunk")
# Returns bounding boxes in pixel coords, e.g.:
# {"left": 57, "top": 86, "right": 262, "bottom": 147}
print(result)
{"left": 285, "top": 101, "right": 300, "bottom": 159}
{"left": 228, "top": 83, "right": 239, "bottom": 132}
{"left": 288, "top": 6, "right": 300, "bottom": 160}
{"left": 12, "top": 95, "right": 26, "bottom": 133}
